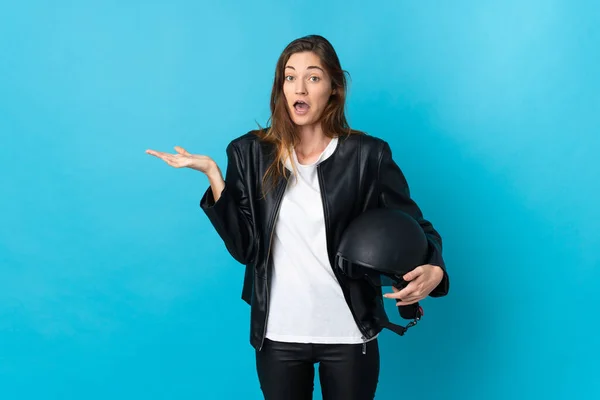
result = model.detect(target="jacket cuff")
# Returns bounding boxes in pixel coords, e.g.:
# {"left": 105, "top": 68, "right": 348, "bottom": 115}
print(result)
{"left": 199, "top": 184, "right": 255, "bottom": 265}
{"left": 430, "top": 267, "right": 449, "bottom": 297}
{"left": 199, "top": 184, "right": 233, "bottom": 242}
{"left": 426, "top": 240, "right": 449, "bottom": 297}
{"left": 200, "top": 184, "right": 217, "bottom": 209}
{"left": 200, "top": 184, "right": 230, "bottom": 214}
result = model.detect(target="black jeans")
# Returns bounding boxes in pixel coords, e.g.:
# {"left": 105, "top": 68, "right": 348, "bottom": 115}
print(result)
{"left": 256, "top": 338, "right": 380, "bottom": 400}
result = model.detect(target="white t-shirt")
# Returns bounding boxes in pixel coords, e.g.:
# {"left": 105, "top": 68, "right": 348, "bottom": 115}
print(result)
{"left": 264, "top": 136, "right": 367, "bottom": 344}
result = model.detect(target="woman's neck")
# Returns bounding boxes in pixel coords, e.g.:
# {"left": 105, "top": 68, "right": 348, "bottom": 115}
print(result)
{"left": 295, "top": 124, "right": 331, "bottom": 160}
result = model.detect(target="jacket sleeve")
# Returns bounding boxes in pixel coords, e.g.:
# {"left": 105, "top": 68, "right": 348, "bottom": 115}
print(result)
{"left": 200, "top": 141, "right": 256, "bottom": 265}
{"left": 377, "top": 141, "right": 449, "bottom": 297}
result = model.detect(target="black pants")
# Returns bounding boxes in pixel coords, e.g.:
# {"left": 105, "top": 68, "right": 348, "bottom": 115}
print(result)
{"left": 256, "top": 338, "right": 380, "bottom": 400}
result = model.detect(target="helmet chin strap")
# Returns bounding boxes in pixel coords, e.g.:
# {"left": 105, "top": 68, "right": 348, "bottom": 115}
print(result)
{"left": 382, "top": 302, "right": 423, "bottom": 336}
{"left": 335, "top": 261, "right": 426, "bottom": 336}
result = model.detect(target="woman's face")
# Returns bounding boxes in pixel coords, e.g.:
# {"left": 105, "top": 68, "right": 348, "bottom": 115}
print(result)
{"left": 283, "top": 51, "right": 334, "bottom": 127}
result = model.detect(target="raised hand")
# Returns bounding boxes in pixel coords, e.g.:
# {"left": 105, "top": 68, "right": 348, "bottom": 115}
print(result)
{"left": 146, "top": 146, "right": 225, "bottom": 201}
{"left": 146, "top": 146, "right": 217, "bottom": 175}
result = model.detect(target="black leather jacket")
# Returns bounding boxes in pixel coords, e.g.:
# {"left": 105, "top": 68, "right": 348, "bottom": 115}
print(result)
{"left": 200, "top": 130, "right": 449, "bottom": 350}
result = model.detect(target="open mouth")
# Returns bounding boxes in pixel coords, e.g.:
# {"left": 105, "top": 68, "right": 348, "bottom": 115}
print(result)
{"left": 293, "top": 100, "right": 310, "bottom": 114}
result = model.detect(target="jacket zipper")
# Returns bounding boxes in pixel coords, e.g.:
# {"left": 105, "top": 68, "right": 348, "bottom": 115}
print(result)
{"left": 258, "top": 176, "right": 290, "bottom": 351}
{"left": 316, "top": 165, "right": 371, "bottom": 350}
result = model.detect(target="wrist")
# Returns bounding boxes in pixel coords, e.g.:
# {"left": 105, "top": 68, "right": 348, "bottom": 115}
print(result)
{"left": 433, "top": 265, "right": 445, "bottom": 284}
{"left": 206, "top": 162, "right": 222, "bottom": 181}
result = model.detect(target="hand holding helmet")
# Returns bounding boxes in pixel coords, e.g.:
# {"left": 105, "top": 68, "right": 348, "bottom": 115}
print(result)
{"left": 335, "top": 207, "right": 444, "bottom": 335}
{"left": 385, "top": 264, "right": 444, "bottom": 306}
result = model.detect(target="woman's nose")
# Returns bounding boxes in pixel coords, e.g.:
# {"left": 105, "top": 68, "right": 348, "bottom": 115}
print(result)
{"left": 295, "top": 81, "right": 307, "bottom": 95}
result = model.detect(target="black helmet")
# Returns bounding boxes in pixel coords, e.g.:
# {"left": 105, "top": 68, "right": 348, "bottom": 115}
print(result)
{"left": 335, "top": 208, "right": 429, "bottom": 335}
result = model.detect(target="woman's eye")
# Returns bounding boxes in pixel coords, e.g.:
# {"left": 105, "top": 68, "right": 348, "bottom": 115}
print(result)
{"left": 309, "top": 76, "right": 320, "bottom": 82}
{"left": 285, "top": 75, "right": 294, "bottom": 81}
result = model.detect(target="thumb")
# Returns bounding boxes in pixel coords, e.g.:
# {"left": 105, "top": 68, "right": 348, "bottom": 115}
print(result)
{"left": 403, "top": 267, "right": 423, "bottom": 281}
{"left": 174, "top": 146, "right": 191, "bottom": 156}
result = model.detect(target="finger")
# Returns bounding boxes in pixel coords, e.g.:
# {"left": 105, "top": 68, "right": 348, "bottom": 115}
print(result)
{"left": 395, "top": 293, "right": 424, "bottom": 305}
{"left": 164, "top": 155, "right": 184, "bottom": 167}
{"left": 403, "top": 266, "right": 424, "bottom": 281}
{"left": 153, "top": 153, "right": 174, "bottom": 165}
{"left": 164, "top": 160, "right": 182, "bottom": 168}
{"left": 174, "top": 146, "right": 191, "bottom": 156}
{"left": 391, "top": 283, "right": 411, "bottom": 295}
{"left": 146, "top": 149, "right": 162, "bottom": 157}
{"left": 397, "top": 280, "right": 422, "bottom": 297}
{"left": 397, "top": 292, "right": 422, "bottom": 301}
{"left": 146, "top": 149, "right": 172, "bottom": 160}
{"left": 384, "top": 285, "right": 417, "bottom": 299}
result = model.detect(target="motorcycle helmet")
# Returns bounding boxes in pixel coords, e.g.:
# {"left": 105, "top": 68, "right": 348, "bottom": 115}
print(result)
{"left": 335, "top": 207, "right": 429, "bottom": 335}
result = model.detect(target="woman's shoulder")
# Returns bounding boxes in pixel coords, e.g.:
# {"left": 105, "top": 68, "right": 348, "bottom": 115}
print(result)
{"left": 340, "top": 130, "right": 390, "bottom": 155}
{"left": 223, "top": 129, "right": 281, "bottom": 165}
{"left": 223, "top": 129, "right": 267, "bottom": 155}
{"left": 227, "top": 129, "right": 262, "bottom": 148}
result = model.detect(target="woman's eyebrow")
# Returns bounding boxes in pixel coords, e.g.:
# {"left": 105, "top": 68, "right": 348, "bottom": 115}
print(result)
{"left": 284, "top": 65, "right": 324, "bottom": 72}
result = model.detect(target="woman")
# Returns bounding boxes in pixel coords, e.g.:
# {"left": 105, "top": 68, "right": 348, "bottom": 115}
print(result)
{"left": 146, "top": 35, "right": 449, "bottom": 400}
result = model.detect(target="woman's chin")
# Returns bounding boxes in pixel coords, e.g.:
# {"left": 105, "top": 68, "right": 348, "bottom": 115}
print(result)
{"left": 291, "top": 114, "right": 319, "bottom": 127}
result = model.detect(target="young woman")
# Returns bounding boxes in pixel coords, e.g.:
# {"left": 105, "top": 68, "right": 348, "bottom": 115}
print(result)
{"left": 147, "top": 35, "right": 449, "bottom": 400}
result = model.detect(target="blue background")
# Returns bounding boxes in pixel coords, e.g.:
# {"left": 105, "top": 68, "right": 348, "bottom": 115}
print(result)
{"left": 1, "top": 0, "right": 598, "bottom": 399}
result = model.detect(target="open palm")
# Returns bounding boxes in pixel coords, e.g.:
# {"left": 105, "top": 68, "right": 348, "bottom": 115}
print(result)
{"left": 146, "top": 146, "right": 216, "bottom": 174}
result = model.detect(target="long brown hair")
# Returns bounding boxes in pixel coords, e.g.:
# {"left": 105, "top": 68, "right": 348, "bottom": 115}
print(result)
{"left": 255, "top": 35, "right": 363, "bottom": 193}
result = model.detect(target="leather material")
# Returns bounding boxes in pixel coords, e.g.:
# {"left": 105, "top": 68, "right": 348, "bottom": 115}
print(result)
{"left": 256, "top": 338, "right": 380, "bottom": 400}
{"left": 201, "top": 130, "right": 449, "bottom": 350}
